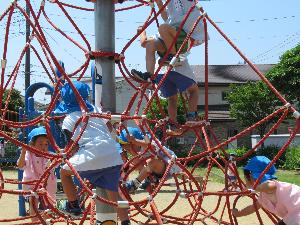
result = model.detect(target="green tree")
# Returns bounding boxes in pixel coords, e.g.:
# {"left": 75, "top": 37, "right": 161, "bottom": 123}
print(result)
{"left": 2, "top": 88, "right": 24, "bottom": 112}
{"left": 266, "top": 44, "right": 300, "bottom": 107}
{"left": 226, "top": 81, "right": 281, "bottom": 138}
{"left": 146, "top": 95, "right": 187, "bottom": 125}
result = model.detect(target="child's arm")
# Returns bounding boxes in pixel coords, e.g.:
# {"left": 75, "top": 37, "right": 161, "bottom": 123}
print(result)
{"left": 127, "top": 134, "right": 150, "bottom": 148}
{"left": 255, "top": 181, "right": 277, "bottom": 194}
{"left": 155, "top": 0, "right": 168, "bottom": 21}
{"left": 232, "top": 202, "right": 261, "bottom": 217}
{"left": 17, "top": 148, "right": 26, "bottom": 168}
{"left": 63, "top": 129, "right": 79, "bottom": 154}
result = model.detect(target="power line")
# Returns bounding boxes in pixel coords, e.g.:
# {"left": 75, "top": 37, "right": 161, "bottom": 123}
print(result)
{"left": 252, "top": 31, "right": 300, "bottom": 62}
{"left": 45, "top": 12, "right": 300, "bottom": 24}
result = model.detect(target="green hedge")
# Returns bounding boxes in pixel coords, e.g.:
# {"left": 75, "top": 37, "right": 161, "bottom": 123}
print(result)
{"left": 283, "top": 146, "right": 300, "bottom": 170}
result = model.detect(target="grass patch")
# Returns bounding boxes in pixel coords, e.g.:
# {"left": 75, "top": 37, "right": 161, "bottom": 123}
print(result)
{"left": 190, "top": 167, "right": 300, "bottom": 186}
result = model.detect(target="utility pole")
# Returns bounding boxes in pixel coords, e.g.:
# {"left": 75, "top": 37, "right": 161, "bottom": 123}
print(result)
{"left": 25, "top": 3, "right": 30, "bottom": 90}
{"left": 94, "top": 0, "right": 116, "bottom": 223}
{"left": 19, "top": 3, "right": 31, "bottom": 217}
{"left": 94, "top": 0, "right": 116, "bottom": 112}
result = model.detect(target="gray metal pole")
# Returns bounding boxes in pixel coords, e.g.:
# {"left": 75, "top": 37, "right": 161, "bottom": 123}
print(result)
{"left": 94, "top": 0, "right": 116, "bottom": 112}
{"left": 25, "top": 3, "right": 30, "bottom": 90}
{"left": 94, "top": 1, "right": 117, "bottom": 223}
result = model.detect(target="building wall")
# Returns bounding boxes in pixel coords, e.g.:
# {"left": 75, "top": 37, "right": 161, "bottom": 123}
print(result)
{"left": 198, "top": 86, "right": 230, "bottom": 106}
{"left": 83, "top": 79, "right": 300, "bottom": 149}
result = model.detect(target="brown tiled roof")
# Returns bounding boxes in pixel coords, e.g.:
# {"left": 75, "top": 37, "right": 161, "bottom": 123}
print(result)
{"left": 192, "top": 64, "right": 274, "bottom": 84}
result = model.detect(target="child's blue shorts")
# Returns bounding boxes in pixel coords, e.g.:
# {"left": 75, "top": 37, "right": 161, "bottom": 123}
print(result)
{"left": 154, "top": 71, "right": 196, "bottom": 98}
{"left": 79, "top": 165, "right": 122, "bottom": 192}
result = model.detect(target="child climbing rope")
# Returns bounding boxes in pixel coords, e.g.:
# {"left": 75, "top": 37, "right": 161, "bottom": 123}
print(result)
{"left": 17, "top": 126, "right": 57, "bottom": 223}
{"left": 117, "top": 127, "right": 181, "bottom": 193}
{"left": 232, "top": 156, "right": 300, "bottom": 225}
{"left": 134, "top": 27, "right": 200, "bottom": 135}
{"left": 131, "top": 0, "right": 206, "bottom": 80}
{"left": 58, "top": 81, "right": 130, "bottom": 225}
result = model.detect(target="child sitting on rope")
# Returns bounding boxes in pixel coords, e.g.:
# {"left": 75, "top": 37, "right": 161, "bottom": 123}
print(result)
{"left": 232, "top": 156, "right": 300, "bottom": 225}
{"left": 117, "top": 127, "right": 181, "bottom": 193}
{"left": 17, "top": 126, "right": 57, "bottom": 223}
{"left": 131, "top": 0, "right": 206, "bottom": 81}
{"left": 58, "top": 81, "right": 131, "bottom": 225}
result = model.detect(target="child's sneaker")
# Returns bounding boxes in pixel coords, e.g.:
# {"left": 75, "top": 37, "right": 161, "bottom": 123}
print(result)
{"left": 139, "top": 178, "right": 151, "bottom": 190}
{"left": 124, "top": 180, "right": 140, "bottom": 194}
{"left": 166, "top": 123, "right": 184, "bottom": 136}
{"left": 131, "top": 69, "right": 152, "bottom": 82}
{"left": 185, "top": 112, "right": 205, "bottom": 126}
{"left": 57, "top": 200, "right": 82, "bottom": 217}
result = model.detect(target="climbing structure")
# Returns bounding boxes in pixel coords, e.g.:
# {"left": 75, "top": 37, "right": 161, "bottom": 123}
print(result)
{"left": 0, "top": 0, "right": 299, "bottom": 224}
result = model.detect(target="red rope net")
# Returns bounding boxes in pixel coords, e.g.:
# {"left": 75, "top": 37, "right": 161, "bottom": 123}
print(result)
{"left": 0, "top": 1, "right": 299, "bottom": 225}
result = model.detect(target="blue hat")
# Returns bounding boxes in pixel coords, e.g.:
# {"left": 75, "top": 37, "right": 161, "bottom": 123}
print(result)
{"left": 60, "top": 81, "right": 94, "bottom": 113}
{"left": 117, "top": 127, "right": 144, "bottom": 144}
{"left": 28, "top": 127, "right": 47, "bottom": 143}
{"left": 244, "top": 156, "right": 277, "bottom": 184}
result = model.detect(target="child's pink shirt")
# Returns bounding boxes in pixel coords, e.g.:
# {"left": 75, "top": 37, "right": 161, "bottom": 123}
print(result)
{"left": 21, "top": 151, "right": 57, "bottom": 201}
{"left": 258, "top": 181, "right": 300, "bottom": 225}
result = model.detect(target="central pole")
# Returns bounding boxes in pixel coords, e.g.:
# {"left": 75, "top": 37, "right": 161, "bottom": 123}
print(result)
{"left": 25, "top": 4, "right": 31, "bottom": 91}
{"left": 94, "top": 0, "right": 116, "bottom": 112}
{"left": 94, "top": 1, "right": 117, "bottom": 223}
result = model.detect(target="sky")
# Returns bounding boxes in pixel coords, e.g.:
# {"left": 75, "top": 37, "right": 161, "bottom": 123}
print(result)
{"left": 0, "top": 0, "right": 300, "bottom": 103}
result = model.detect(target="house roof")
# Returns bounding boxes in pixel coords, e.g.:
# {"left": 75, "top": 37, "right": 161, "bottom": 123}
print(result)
{"left": 192, "top": 64, "right": 274, "bottom": 85}
{"left": 113, "top": 64, "right": 274, "bottom": 86}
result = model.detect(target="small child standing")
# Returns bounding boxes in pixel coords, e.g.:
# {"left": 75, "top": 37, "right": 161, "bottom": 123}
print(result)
{"left": 117, "top": 127, "right": 181, "bottom": 193}
{"left": 58, "top": 81, "right": 130, "bottom": 225}
{"left": 232, "top": 156, "right": 300, "bottom": 225}
{"left": 17, "top": 126, "right": 57, "bottom": 222}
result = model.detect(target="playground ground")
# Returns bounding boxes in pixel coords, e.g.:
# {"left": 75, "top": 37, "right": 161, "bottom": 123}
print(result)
{"left": 0, "top": 170, "right": 275, "bottom": 225}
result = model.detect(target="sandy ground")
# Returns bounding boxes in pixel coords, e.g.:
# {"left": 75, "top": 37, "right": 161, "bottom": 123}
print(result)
{"left": 0, "top": 170, "right": 275, "bottom": 225}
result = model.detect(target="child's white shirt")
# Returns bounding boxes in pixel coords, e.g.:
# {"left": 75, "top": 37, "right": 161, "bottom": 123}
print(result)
{"left": 62, "top": 107, "right": 123, "bottom": 172}
{"left": 164, "top": 0, "right": 207, "bottom": 45}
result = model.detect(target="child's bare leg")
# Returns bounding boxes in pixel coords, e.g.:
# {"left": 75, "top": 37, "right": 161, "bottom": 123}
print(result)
{"left": 186, "top": 84, "right": 199, "bottom": 113}
{"left": 148, "top": 159, "right": 165, "bottom": 175}
{"left": 136, "top": 159, "right": 165, "bottom": 182}
{"left": 60, "top": 169, "right": 77, "bottom": 201}
{"left": 168, "top": 94, "right": 178, "bottom": 122}
{"left": 145, "top": 39, "right": 165, "bottom": 74}
{"left": 106, "top": 190, "right": 130, "bottom": 224}
{"left": 137, "top": 27, "right": 165, "bottom": 74}
{"left": 138, "top": 27, "right": 148, "bottom": 48}
{"left": 158, "top": 24, "right": 177, "bottom": 55}
{"left": 29, "top": 197, "right": 39, "bottom": 222}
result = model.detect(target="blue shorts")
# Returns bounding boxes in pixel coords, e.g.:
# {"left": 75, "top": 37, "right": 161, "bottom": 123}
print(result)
{"left": 154, "top": 71, "right": 196, "bottom": 98}
{"left": 78, "top": 165, "right": 122, "bottom": 192}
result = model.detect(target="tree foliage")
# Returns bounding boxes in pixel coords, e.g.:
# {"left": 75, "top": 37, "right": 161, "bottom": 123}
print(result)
{"left": 226, "top": 81, "right": 281, "bottom": 137}
{"left": 2, "top": 88, "right": 24, "bottom": 112}
{"left": 266, "top": 44, "right": 300, "bottom": 107}
{"left": 227, "top": 44, "right": 300, "bottom": 137}
{"left": 146, "top": 95, "right": 187, "bottom": 125}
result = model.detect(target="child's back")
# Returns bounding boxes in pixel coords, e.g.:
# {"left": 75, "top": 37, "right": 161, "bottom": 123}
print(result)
{"left": 62, "top": 108, "right": 123, "bottom": 171}
{"left": 258, "top": 180, "right": 300, "bottom": 224}
{"left": 165, "top": 0, "right": 205, "bottom": 45}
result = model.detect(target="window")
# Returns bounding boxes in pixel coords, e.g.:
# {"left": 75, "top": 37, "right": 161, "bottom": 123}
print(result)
{"left": 222, "top": 91, "right": 228, "bottom": 101}
{"left": 227, "top": 128, "right": 238, "bottom": 138}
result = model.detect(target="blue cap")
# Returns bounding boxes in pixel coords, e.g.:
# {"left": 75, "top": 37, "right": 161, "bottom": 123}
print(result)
{"left": 244, "top": 156, "right": 277, "bottom": 184}
{"left": 117, "top": 127, "right": 144, "bottom": 144}
{"left": 59, "top": 81, "right": 94, "bottom": 113}
{"left": 28, "top": 127, "right": 47, "bottom": 143}
{"left": 61, "top": 81, "right": 90, "bottom": 104}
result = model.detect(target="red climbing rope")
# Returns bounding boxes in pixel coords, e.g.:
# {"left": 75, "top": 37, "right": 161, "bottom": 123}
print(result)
{"left": 0, "top": 1, "right": 299, "bottom": 225}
